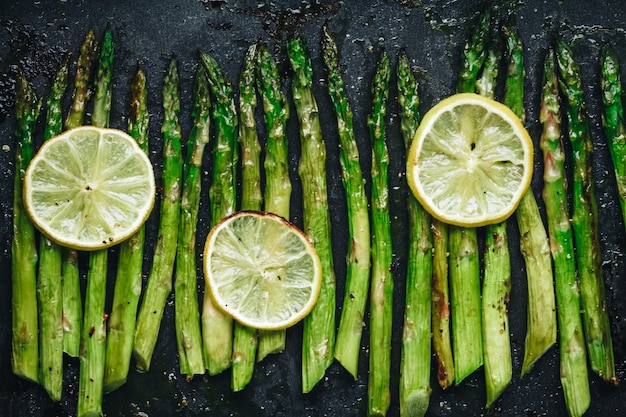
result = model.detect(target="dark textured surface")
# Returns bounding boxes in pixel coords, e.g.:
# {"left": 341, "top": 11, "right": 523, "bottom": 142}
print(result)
{"left": 0, "top": 0, "right": 625, "bottom": 416}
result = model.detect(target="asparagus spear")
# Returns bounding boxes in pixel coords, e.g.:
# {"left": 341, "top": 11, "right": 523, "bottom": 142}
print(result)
{"left": 174, "top": 65, "right": 210, "bottom": 379}
{"left": 449, "top": 9, "right": 490, "bottom": 384}
{"left": 12, "top": 71, "right": 41, "bottom": 384}
{"left": 133, "top": 58, "right": 183, "bottom": 371}
{"left": 456, "top": 9, "right": 490, "bottom": 94}
{"left": 255, "top": 43, "right": 291, "bottom": 361}
{"left": 65, "top": 28, "right": 98, "bottom": 129}
{"left": 540, "top": 48, "right": 591, "bottom": 417}
{"left": 367, "top": 49, "right": 393, "bottom": 416}
{"left": 287, "top": 34, "right": 337, "bottom": 394}
{"left": 599, "top": 44, "right": 626, "bottom": 229}
{"left": 37, "top": 54, "right": 69, "bottom": 401}
{"left": 63, "top": 28, "right": 98, "bottom": 358}
{"left": 232, "top": 43, "right": 261, "bottom": 392}
{"left": 78, "top": 27, "right": 113, "bottom": 417}
{"left": 104, "top": 66, "right": 150, "bottom": 392}
{"left": 397, "top": 50, "right": 432, "bottom": 417}
{"left": 500, "top": 25, "right": 557, "bottom": 377}
{"left": 431, "top": 219, "right": 454, "bottom": 389}
{"left": 321, "top": 24, "right": 371, "bottom": 380}
{"left": 199, "top": 51, "right": 238, "bottom": 375}
{"left": 556, "top": 38, "right": 616, "bottom": 384}
{"left": 428, "top": 11, "right": 491, "bottom": 386}
{"left": 477, "top": 26, "right": 512, "bottom": 408}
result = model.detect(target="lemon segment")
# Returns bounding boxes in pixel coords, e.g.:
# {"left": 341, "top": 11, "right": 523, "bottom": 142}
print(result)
{"left": 203, "top": 211, "right": 322, "bottom": 330}
{"left": 407, "top": 93, "right": 533, "bottom": 227}
{"left": 23, "top": 126, "right": 156, "bottom": 250}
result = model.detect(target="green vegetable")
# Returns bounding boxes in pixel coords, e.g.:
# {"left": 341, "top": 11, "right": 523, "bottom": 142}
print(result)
{"left": 540, "top": 48, "right": 590, "bottom": 417}
{"left": 475, "top": 24, "right": 512, "bottom": 408}
{"left": 556, "top": 38, "right": 616, "bottom": 384}
{"left": 397, "top": 49, "right": 432, "bottom": 417}
{"left": 37, "top": 54, "right": 69, "bottom": 401}
{"left": 199, "top": 51, "right": 238, "bottom": 375}
{"left": 599, "top": 44, "right": 626, "bottom": 230}
{"left": 232, "top": 43, "right": 261, "bottom": 391}
{"left": 133, "top": 58, "right": 183, "bottom": 372}
{"left": 449, "top": 10, "right": 489, "bottom": 384}
{"left": 287, "top": 34, "right": 336, "bottom": 394}
{"left": 504, "top": 25, "right": 557, "bottom": 377}
{"left": 63, "top": 28, "right": 99, "bottom": 358}
{"left": 367, "top": 49, "right": 393, "bottom": 416}
{"left": 78, "top": 27, "right": 114, "bottom": 417}
{"left": 104, "top": 66, "right": 151, "bottom": 392}
{"left": 321, "top": 24, "right": 371, "bottom": 380}
{"left": 431, "top": 219, "right": 454, "bottom": 389}
{"left": 12, "top": 71, "right": 42, "bottom": 384}
{"left": 255, "top": 42, "right": 291, "bottom": 361}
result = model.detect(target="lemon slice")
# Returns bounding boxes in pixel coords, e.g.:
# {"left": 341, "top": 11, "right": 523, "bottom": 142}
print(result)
{"left": 406, "top": 93, "right": 533, "bottom": 227}
{"left": 203, "top": 211, "right": 322, "bottom": 330}
{"left": 23, "top": 126, "right": 156, "bottom": 250}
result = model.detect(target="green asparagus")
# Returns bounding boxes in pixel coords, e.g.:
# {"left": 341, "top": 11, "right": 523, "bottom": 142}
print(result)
{"left": 431, "top": 219, "right": 454, "bottom": 389}
{"left": 449, "top": 9, "right": 490, "bottom": 384}
{"left": 255, "top": 43, "right": 291, "bottom": 361}
{"left": 287, "top": 34, "right": 336, "bottom": 394}
{"left": 104, "top": 66, "right": 150, "bottom": 392}
{"left": 199, "top": 51, "right": 238, "bottom": 375}
{"left": 474, "top": 24, "right": 512, "bottom": 408}
{"left": 599, "top": 44, "right": 626, "bottom": 229}
{"left": 63, "top": 28, "right": 98, "bottom": 358}
{"left": 133, "top": 58, "right": 183, "bottom": 372}
{"left": 78, "top": 27, "right": 114, "bottom": 417}
{"left": 12, "top": 71, "right": 41, "bottom": 384}
{"left": 65, "top": 28, "right": 98, "bottom": 129}
{"left": 540, "top": 48, "right": 590, "bottom": 417}
{"left": 174, "top": 64, "right": 211, "bottom": 379}
{"left": 321, "top": 24, "right": 371, "bottom": 380}
{"left": 397, "top": 50, "right": 432, "bottom": 417}
{"left": 503, "top": 26, "right": 556, "bottom": 377}
{"left": 232, "top": 43, "right": 260, "bottom": 391}
{"left": 367, "top": 49, "right": 393, "bottom": 416}
{"left": 556, "top": 38, "right": 616, "bottom": 384}
{"left": 37, "top": 54, "right": 69, "bottom": 401}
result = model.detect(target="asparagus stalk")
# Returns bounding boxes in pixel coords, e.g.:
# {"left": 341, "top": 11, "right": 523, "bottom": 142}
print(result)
{"left": 12, "top": 71, "right": 41, "bottom": 384}
{"left": 232, "top": 43, "right": 261, "bottom": 392}
{"left": 287, "top": 34, "right": 337, "bottom": 394}
{"left": 447, "top": 226, "right": 482, "bottom": 384}
{"left": 477, "top": 26, "right": 512, "bottom": 408}
{"left": 500, "top": 26, "right": 557, "bottom": 377}
{"left": 63, "top": 28, "right": 98, "bottom": 357}
{"left": 133, "top": 58, "right": 183, "bottom": 371}
{"left": 431, "top": 219, "right": 454, "bottom": 389}
{"left": 449, "top": 9, "right": 490, "bottom": 384}
{"left": 540, "top": 49, "right": 590, "bottom": 417}
{"left": 397, "top": 50, "right": 432, "bottom": 417}
{"left": 599, "top": 44, "right": 626, "bottom": 229}
{"left": 427, "top": 10, "right": 490, "bottom": 384}
{"left": 174, "top": 65, "right": 211, "bottom": 379}
{"left": 104, "top": 66, "right": 150, "bottom": 392}
{"left": 456, "top": 9, "right": 490, "bottom": 94}
{"left": 366, "top": 49, "right": 393, "bottom": 416}
{"left": 78, "top": 27, "right": 113, "bottom": 417}
{"left": 199, "top": 51, "right": 238, "bottom": 375}
{"left": 37, "top": 54, "right": 69, "bottom": 401}
{"left": 240, "top": 44, "right": 263, "bottom": 213}
{"left": 556, "top": 38, "right": 616, "bottom": 384}
{"left": 65, "top": 28, "right": 98, "bottom": 129}
{"left": 321, "top": 24, "right": 371, "bottom": 380}
{"left": 255, "top": 43, "right": 291, "bottom": 360}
